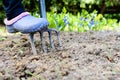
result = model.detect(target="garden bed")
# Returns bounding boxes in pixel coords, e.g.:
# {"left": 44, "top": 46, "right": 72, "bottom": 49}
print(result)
{"left": 0, "top": 30, "right": 120, "bottom": 80}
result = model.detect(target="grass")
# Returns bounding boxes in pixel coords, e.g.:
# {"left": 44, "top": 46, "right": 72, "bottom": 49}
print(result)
{"left": 0, "top": 25, "right": 6, "bottom": 35}
{"left": 0, "top": 25, "right": 7, "bottom": 41}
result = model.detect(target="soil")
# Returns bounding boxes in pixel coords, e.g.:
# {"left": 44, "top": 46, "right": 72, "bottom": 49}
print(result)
{"left": 0, "top": 30, "right": 120, "bottom": 80}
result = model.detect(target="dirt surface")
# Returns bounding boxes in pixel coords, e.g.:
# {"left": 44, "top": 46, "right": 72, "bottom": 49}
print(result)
{"left": 1, "top": 30, "right": 120, "bottom": 80}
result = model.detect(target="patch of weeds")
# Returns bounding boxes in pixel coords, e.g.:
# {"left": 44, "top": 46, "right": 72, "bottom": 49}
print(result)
{"left": 18, "top": 48, "right": 24, "bottom": 54}
{"left": 106, "top": 52, "right": 115, "bottom": 63}
{"left": 0, "top": 36, "right": 6, "bottom": 41}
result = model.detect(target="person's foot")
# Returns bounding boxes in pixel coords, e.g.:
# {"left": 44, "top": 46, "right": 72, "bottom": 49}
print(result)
{"left": 4, "top": 12, "right": 49, "bottom": 33}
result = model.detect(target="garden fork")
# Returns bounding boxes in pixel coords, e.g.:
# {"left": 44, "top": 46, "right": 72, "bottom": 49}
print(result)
{"left": 29, "top": 0, "right": 61, "bottom": 55}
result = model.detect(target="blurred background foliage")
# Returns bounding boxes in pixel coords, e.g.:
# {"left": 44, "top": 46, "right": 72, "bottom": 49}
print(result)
{"left": 0, "top": 0, "right": 120, "bottom": 32}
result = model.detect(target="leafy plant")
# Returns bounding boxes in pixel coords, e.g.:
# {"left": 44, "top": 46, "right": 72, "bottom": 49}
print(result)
{"left": 44, "top": 8, "right": 120, "bottom": 32}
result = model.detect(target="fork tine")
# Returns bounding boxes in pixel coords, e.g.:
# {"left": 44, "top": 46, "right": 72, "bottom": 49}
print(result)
{"left": 55, "top": 31, "right": 62, "bottom": 47}
{"left": 48, "top": 29, "right": 55, "bottom": 49}
{"left": 29, "top": 33, "right": 37, "bottom": 55}
{"left": 49, "top": 29, "right": 62, "bottom": 47}
{"left": 39, "top": 31, "right": 47, "bottom": 53}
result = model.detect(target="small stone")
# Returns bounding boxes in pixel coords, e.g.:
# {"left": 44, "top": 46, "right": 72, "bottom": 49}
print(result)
{"left": 61, "top": 70, "right": 69, "bottom": 76}
{"left": 28, "top": 56, "right": 40, "bottom": 61}
{"left": 35, "top": 67, "right": 43, "bottom": 74}
{"left": 60, "top": 52, "right": 71, "bottom": 59}
{"left": 0, "top": 72, "right": 4, "bottom": 80}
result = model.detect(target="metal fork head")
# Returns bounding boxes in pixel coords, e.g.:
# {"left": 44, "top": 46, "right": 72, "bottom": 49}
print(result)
{"left": 29, "top": 28, "right": 62, "bottom": 55}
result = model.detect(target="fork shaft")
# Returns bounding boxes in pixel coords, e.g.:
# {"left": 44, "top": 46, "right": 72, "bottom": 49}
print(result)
{"left": 39, "top": 0, "right": 46, "bottom": 18}
{"left": 29, "top": 33, "right": 37, "bottom": 55}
